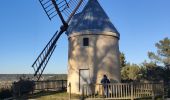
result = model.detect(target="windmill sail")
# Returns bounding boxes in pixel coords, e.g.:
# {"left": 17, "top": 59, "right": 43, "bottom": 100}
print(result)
{"left": 38, "top": 0, "right": 87, "bottom": 22}
{"left": 32, "top": 31, "right": 57, "bottom": 80}
{"left": 38, "top": 0, "right": 69, "bottom": 20}
{"left": 32, "top": 0, "right": 87, "bottom": 80}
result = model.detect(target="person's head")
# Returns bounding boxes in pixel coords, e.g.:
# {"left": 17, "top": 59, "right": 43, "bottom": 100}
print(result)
{"left": 103, "top": 74, "right": 107, "bottom": 78}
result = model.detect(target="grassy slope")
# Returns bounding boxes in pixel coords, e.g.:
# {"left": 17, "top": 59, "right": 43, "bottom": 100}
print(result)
{"left": 17, "top": 91, "right": 81, "bottom": 100}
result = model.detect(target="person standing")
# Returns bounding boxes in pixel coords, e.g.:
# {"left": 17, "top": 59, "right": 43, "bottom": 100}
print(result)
{"left": 101, "top": 75, "right": 110, "bottom": 97}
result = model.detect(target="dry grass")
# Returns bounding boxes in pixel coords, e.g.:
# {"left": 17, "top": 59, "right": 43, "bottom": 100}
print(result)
{"left": 16, "top": 91, "right": 81, "bottom": 100}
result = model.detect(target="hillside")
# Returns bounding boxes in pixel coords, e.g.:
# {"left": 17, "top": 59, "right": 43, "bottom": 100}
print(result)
{"left": 0, "top": 74, "right": 67, "bottom": 81}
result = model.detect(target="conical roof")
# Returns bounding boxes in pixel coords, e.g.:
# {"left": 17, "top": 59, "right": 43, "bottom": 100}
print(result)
{"left": 66, "top": 0, "right": 120, "bottom": 38}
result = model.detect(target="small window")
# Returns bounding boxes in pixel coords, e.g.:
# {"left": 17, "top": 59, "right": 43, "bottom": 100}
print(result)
{"left": 83, "top": 38, "right": 89, "bottom": 46}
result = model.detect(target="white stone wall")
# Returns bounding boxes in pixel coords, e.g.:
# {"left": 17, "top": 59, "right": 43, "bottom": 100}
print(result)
{"left": 67, "top": 32, "right": 120, "bottom": 94}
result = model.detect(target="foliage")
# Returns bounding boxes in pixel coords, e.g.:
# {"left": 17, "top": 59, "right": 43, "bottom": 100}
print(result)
{"left": 120, "top": 53, "right": 141, "bottom": 82}
{"left": 120, "top": 52, "right": 126, "bottom": 69}
{"left": 0, "top": 88, "right": 12, "bottom": 99}
{"left": 147, "top": 37, "right": 170, "bottom": 82}
{"left": 120, "top": 37, "right": 170, "bottom": 82}
{"left": 12, "top": 77, "right": 35, "bottom": 97}
{"left": 142, "top": 61, "right": 165, "bottom": 81}
{"left": 148, "top": 37, "right": 170, "bottom": 67}
{"left": 139, "top": 65, "right": 147, "bottom": 80}
{"left": 121, "top": 63, "right": 141, "bottom": 81}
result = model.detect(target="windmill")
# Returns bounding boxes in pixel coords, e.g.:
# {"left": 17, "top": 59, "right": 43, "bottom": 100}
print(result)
{"left": 33, "top": 0, "right": 121, "bottom": 94}
{"left": 32, "top": 0, "right": 88, "bottom": 81}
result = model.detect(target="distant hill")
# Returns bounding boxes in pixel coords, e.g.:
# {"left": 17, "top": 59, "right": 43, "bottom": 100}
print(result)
{"left": 0, "top": 74, "right": 67, "bottom": 81}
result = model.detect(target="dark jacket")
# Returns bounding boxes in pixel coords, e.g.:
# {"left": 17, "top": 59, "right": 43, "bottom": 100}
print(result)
{"left": 101, "top": 77, "right": 110, "bottom": 85}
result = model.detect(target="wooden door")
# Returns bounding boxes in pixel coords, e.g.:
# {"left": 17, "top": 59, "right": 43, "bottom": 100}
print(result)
{"left": 79, "top": 69, "right": 90, "bottom": 92}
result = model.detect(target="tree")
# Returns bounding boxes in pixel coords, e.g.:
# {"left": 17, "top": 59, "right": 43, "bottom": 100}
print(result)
{"left": 120, "top": 52, "right": 126, "bottom": 69}
{"left": 148, "top": 37, "right": 170, "bottom": 68}
{"left": 148, "top": 37, "right": 170, "bottom": 82}
{"left": 139, "top": 65, "right": 147, "bottom": 80}
{"left": 142, "top": 61, "right": 164, "bottom": 81}
{"left": 121, "top": 63, "right": 141, "bottom": 81}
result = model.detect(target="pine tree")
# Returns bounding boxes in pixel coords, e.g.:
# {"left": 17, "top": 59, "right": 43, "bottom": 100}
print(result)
{"left": 148, "top": 37, "right": 170, "bottom": 82}
{"left": 148, "top": 37, "right": 170, "bottom": 68}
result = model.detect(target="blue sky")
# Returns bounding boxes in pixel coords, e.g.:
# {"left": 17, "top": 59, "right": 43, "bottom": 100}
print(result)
{"left": 0, "top": 0, "right": 169, "bottom": 74}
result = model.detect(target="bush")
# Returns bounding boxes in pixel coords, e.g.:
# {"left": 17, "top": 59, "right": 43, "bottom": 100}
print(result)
{"left": 0, "top": 88, "right": 12, "bottom": 99}
{"left": 12, "top": 79, "right": 35, "bottom": 97}
{"left": 168, "top": 87, "right": 170, "bottom": 98}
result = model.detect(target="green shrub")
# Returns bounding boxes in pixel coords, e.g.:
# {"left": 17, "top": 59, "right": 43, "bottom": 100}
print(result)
{"left": 0, "top": 88, "right": 12, "bottom": 99}
{"left": 12, "top": 79, "right": 35, "bottom": 97}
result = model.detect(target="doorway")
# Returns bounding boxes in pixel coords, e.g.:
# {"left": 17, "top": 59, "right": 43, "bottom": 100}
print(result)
{"left": 79, "top": 69, "right": 90, "bottom": 92}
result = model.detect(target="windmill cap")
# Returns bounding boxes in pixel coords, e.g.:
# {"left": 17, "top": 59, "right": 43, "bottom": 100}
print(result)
{"left": 66, "top": 0, "right": 120, "bottom": 38}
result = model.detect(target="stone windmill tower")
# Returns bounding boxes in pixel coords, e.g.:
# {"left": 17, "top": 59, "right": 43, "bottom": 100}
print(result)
{"left": 66, "top": 0, "right": 121, "bottom": 94}
{"left": 33, "top": 0, "right": 120, "bottom": 94}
